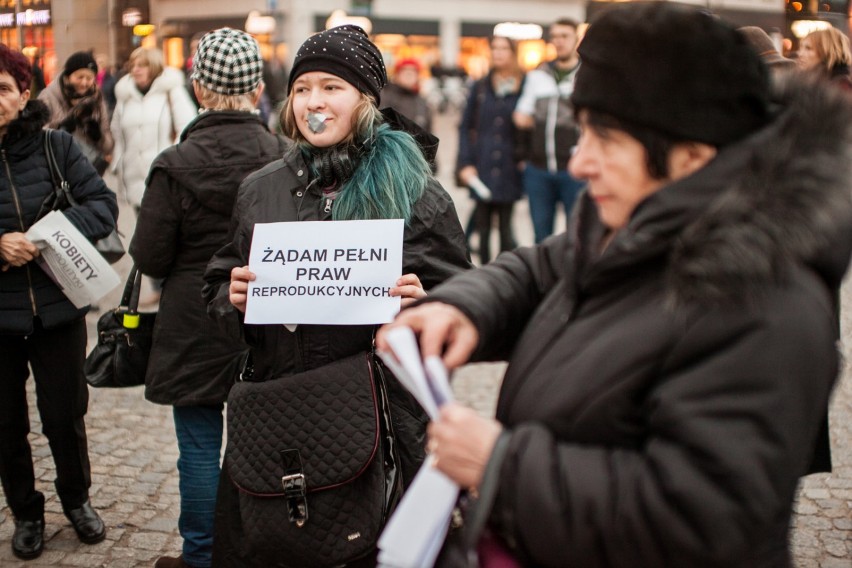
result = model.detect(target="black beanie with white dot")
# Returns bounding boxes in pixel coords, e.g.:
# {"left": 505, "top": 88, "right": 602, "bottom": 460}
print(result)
{"left": 288, "top": 25, "right": 387, "bottom": 104}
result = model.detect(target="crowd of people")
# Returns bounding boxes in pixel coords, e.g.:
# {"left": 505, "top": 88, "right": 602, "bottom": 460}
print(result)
{"left": 1, "top": 4, "right": 852, "bottom": 567}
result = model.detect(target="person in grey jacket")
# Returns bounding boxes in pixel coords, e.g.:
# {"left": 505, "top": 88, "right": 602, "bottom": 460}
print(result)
{"left": 129, "top": 29, "right": 287, "bottom": 568}
{"left": 0, "top": 44, "right": 117, "bottom": 561}
{"left": 379, "top": 4, "right": 852, "bottom": 567}
{"left": 203, "top": 25, "right": 470, "bottom": 567}
{"left": 513, "top": 18, "right": 583, "bottom": 244}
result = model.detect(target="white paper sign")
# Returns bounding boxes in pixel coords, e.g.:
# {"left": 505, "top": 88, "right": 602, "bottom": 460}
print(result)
{"left": 245, "top": 219, "right": 404, "bottom": 325}
{"left": 25, "top": 210, "right": 121, "bottom": 308}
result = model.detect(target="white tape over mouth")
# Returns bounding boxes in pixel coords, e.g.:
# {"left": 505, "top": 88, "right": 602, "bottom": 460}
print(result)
{"left": 307, "top": 112, "right": 328, "bottom": 133}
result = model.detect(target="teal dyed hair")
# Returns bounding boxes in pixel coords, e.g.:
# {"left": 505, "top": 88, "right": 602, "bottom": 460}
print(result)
{"left": 299, "top": 121, "right": 430, "bottom": 223}
{"left": 335, "top": 124, "right": 429, "bottom": 222}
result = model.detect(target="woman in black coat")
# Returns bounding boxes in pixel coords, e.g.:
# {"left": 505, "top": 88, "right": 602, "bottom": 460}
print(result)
{"left": 379, "top": 5, "right": 852, "bottom": 567}
{"left": 203, "top": 25, "right": 470, "bottom": 567}
{"left": 128, "top": 29, "right": 288, "bottom": 568}
{"left": 0, "top": 45, "right": 118, "bottom": 560}
{"left": 456, "top": 36, "right": 525, "bottom": 264}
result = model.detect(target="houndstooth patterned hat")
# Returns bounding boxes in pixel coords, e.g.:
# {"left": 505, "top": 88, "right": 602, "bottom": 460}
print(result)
{"left": 191, "top": 28, "right": 264, "bottom": 95}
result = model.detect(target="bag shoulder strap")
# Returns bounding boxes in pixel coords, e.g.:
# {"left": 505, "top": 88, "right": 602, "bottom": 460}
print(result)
{"left": 43, "top": 129, "right": 77, "bottom": 208}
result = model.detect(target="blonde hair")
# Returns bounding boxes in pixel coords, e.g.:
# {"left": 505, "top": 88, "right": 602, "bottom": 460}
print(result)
{"left": 804, "top": 28, "right": 852, "bottom": 73}
{"left": 281, "top": 91, "right": 380, "bottom": 144}
{"left": 195, "top": 83, "right": 261, "bottom": 112}
{"left": 128, "top": 46, "right": 165, "bottom": 79}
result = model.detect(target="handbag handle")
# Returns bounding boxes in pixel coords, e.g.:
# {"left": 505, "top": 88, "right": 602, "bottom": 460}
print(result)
{"left": 458, "top": 431, "right": 513, "bottom": 559}
{"left": 120, "top": 265, "right": 142, "bottom": 310}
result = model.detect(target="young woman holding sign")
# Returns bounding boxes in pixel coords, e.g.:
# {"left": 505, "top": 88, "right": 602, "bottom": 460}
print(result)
{"left": 202, "top": 25, "right": 470, "bottom": 567}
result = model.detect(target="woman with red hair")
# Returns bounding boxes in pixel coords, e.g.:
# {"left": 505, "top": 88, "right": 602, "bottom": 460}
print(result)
{"left": 0, "top": 44, "right": 117, "bottom": 560}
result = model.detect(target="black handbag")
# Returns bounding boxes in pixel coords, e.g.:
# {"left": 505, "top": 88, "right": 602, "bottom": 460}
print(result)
{"left": 83, "top": 265, "right": 155, "bottom": 388}
{"left": 44, "top": 129, "right": 126, "bottom": 264}
{"left": 225, "top": 351, "right": 405, "bottom": 567}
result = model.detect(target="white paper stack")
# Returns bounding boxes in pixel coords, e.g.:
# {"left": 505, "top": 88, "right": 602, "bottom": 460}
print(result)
{"left": 25, "top": 211, "right": 121, "bottom": 308}
{"left": 377, "top": 327, "right": 460, "bottom": 568}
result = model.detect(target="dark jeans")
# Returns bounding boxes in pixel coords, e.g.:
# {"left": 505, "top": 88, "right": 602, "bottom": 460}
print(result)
{"left": 174, "top": 404, "right": 224, "bottom": 568}
{"left": 523, "top": 164, "right": 584, "bottom": 243}
{"left": 0, "top": 317, "right": 91, "bottom": 521}
{"left": 474, "top": 201, "right": 517, "bottom": 264}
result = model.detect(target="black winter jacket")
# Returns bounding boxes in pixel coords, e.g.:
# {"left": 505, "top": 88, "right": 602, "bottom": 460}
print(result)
{"left": 0, "top": 100, "right": 118, "bottom": 334}
{"left": 430, "top": 77, "right": 852, "bottom": 567}
{"left": 129, "top": 110, "right": 288, "bottom": 406}
{"left": 204, "top": 147, "right": 471, "bottom": 380}
{"left": 204, "top": 125, "right": 471, "bottom": 566}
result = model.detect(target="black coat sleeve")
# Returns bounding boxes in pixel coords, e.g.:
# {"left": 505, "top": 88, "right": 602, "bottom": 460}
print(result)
{"left": 402, "top": 179, "right": 472, "bottom": 290}
{"left": 129, "top": 167, "right": 183, "bottom": 278}
{"left": 421, "top": 230, "right": 571, "bottom": 360}
{"left": 202, "top": 178, "right": 255, "bottom": 342}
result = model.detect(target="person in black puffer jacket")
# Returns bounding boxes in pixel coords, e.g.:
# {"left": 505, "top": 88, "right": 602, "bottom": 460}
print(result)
{"left": 128, "top": 29, "right": 289, "bottom": 568}
{"left": 0, "top": 44, "right": 118, "bottom": 561}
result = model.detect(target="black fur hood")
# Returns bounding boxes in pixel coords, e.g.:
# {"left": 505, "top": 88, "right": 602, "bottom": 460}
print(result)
{"left": 599, "top": 75, "right": 852, "bottom": 307}
{"left": 3, "top": 99, "right": 50, "bottom": 146}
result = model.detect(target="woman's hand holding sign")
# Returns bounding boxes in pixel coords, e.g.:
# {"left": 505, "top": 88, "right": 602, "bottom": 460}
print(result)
{"left": 229, "top": 266, "right": 256, "bottom": 313}
{"left": 390, "top": 273, "right": 426, "bottom": 307}
{"left": 230, "top": 267, "right": 424, "bottom": 314}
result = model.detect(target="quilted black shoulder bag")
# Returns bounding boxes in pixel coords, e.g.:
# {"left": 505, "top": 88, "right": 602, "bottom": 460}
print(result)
{"left": 225, "top": 351, "right": 404, "bottom": 567}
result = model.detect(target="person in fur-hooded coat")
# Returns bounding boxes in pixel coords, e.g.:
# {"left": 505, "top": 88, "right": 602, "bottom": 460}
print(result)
{"left": 379, "top": 5, "right": 852, "bottom": 567}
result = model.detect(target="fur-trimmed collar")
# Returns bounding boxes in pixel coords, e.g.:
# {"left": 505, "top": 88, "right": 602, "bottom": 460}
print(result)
{"left": 3, "top": 99, "right": 50, "bottom": 145}
{"left": 584, "top": 75, "right": 852, "bottom": 307}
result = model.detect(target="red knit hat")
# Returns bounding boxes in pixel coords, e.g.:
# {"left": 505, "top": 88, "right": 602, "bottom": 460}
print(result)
{"left": 394, "top": 58, "right": 421, "bottom": 74}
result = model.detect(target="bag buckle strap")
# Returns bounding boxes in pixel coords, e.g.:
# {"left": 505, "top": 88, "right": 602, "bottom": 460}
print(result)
{"left": 280, "top": 449, "right": 308, "bottom": 527}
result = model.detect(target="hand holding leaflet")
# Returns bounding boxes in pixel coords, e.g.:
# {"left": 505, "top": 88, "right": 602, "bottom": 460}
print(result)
{"left": 377, "top": 326, "right": 451, "bottom": 419}
{"left": 377, "top": 326, "right": 460, "bottom": 568}
{"left": 467, "top": 176, "right": 492, "bottom": 201}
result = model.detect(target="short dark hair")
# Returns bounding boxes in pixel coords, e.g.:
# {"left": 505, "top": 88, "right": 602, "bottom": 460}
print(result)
{"left": 582, "top": 108, "right": 682, "bottom": 179}
{"left": 0, "top": 44, "right": 32, "bottom": 93}
{"left": 551, "top": 18, "right": 580, "bottom": 32}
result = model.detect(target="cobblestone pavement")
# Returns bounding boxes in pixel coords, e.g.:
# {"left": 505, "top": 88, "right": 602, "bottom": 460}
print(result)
{"left": 1, "top": 111, "right": 850, "bottom": 566}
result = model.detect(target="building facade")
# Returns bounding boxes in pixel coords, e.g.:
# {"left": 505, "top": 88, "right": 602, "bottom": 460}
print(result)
{"left": 6, "top": 0, "right": 848, "bottom": 86}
